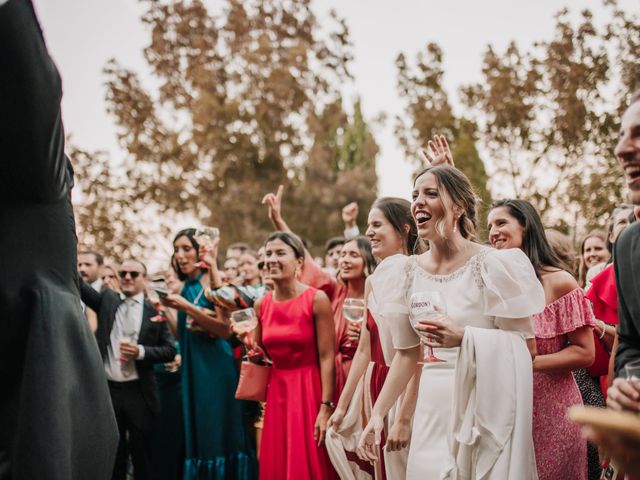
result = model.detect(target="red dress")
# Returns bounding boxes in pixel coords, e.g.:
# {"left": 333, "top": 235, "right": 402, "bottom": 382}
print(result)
{"left": 331, "top": 285, "right": 358, "bottom": 401}
{"left": 585, "top": 264, "right": 619, "bottom": 398}
{"left": 259, "top": 288, "right": 336, "bottom": 480}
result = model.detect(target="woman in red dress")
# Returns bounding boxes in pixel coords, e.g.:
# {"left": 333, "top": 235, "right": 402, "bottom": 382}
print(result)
{"left": 326, "top": 197, "right": 421, "bottom": 480}
{"left": 254, "top": 232, "right": 337, "bottom": 480}
{"left": 332, "top": 236, "right": 376, "bottom": 401}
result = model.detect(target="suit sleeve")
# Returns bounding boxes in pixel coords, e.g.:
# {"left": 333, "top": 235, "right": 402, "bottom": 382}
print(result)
{"left": 0, "top": 0, "right": 70, "bottom": 202}
{"left": 80, "top": 280, "right": 103, "bottom": 312}
{"left": 613, "top": 236, "right": 640, "bottom": 376}
{"left": 141, "top": 322, "right": 177, "bottom": 365}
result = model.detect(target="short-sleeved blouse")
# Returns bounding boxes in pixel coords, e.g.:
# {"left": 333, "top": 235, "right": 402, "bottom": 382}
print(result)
{"left": 382, "top": 248, "right": 545, "bottom": 353}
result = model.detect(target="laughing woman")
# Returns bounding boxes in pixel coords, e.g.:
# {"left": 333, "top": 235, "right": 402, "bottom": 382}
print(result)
{"left": 358, "top": 167, "right": 545, "bottom": 479}
{"left": 327, "top": 197, "right": 420, "bottom": 480}
{"left": 161, "top": 228, "right": 257, "bottom": 480}
{"left": 254, "top": 232, "right": 336, "bottom": 480}
{"left": 488, "top": 200, "right": 596, "bottom": 480}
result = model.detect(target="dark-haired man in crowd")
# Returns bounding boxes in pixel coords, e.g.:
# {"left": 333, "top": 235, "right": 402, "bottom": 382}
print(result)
{"left": 79, "top": 250, "right": 105, "bottom": 291}
{"left": 81, "top": 259, "right": 176, "bottom": 480}
{"left": 588, "top": 90, "right": 640, "bottom": 476}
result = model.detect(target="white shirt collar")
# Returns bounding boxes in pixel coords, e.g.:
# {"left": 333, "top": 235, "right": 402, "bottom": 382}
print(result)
{"left": 123, "top": 292, "right": 145, "bottom": 304}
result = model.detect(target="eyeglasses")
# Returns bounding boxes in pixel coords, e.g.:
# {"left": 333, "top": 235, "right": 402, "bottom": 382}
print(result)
{"left": 118, "top": 270, "right": 141, "bottom": 279}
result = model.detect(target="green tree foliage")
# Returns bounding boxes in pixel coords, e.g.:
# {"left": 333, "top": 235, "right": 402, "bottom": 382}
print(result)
{"left": 461, "top": 1, "right": 640, "bottom": 232}
{"left": 75, "top": 0, "right": 379, "bottom": 258}
{"left": 395, "top": 43, "right": 492, "bottom": 237}
{"left": 288, "top": 98, "right": 379, "bottom": 248}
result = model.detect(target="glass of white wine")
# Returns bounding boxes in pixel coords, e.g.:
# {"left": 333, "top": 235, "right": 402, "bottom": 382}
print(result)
{"left": 342, "top": 298, "right": 365, "bottom": 347}
{"left": 194, "top": 226, "right": 220, "bottom": 269}
{"left": 230, "top": 308, "right": 258, "bottom": 335}
{"left": 409, "top": 291, "right": 447, "bottom": 363}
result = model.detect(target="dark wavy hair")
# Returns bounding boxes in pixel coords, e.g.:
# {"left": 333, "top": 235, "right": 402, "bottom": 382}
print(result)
{"left": 171, "top": 228, "right": 205, "bottom": 281}
{"left": 263, "top": 231, "right": 306, "bottom": 260}
{"left": 489, "top": 199, "right": 564, "bottom": 277}
{"left": 371, "top": 197, "right": 422, "bottom": 255}
{"left": 337, "top": 235, "right": 377, "bottom": 284}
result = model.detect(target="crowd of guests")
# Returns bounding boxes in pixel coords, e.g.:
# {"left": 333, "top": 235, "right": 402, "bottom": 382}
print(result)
{"left": 4, "top": 2, "right": 640, "bottom": 478}
{"left": 76, "top": 92, "right": 640, "bottom": 480}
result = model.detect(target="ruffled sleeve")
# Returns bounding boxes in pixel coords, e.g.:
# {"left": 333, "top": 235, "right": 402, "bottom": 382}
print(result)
{"left": 480, "top": 248, "right": 545, "bottom": 338}
{"left": 369, "top": 254, "right": 420, "bottom": 350}
{"left": 585, "top": 264, "right": 619, "bottom": 325}
{"left": 534, "top": 288, "right": 597, "bottom": 338}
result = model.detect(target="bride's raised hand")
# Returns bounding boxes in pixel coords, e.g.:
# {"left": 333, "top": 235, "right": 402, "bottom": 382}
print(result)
{"left": 419, "top": 134, "right": 454, "bottom": 167}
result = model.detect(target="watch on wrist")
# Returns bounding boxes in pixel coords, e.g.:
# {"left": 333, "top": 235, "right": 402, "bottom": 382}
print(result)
{"left": 321, "top": 400, "right": 335, "bottom": 410}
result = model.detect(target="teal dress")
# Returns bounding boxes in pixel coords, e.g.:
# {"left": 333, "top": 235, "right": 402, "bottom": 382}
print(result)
{"left": 179, "top": 275, "right": 257, "bottom": 479}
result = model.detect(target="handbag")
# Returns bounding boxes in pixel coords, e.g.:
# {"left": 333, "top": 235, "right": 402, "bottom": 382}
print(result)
{"left": 235, "top": 351, "right": 270, "bottom": 402}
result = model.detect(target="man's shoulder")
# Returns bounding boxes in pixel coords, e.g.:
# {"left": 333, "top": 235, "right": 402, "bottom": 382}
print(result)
{"left": 616, "top": 222, "right": 640, "bottom": 256}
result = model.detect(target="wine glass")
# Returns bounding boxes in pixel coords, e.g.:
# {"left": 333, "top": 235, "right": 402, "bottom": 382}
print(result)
{"left": 342, "top": 298, "right": 366, "bottom": 347}
{"left": 147, "top": 279, "right": 167, "bottom": 322}
{"left": 120, "top": 330, "right": 138, "bottom": 377}
{"left": 409, "top": 291, "right": 447, "bottom": 363}
{"left": 194, "top": 226, "right": 220, "bottom": 268}
{"left": 230, "top": 308, "right": 258, "bottom": 335}
{"left": 625, "top": 359, "right": 640, "bottom": 381}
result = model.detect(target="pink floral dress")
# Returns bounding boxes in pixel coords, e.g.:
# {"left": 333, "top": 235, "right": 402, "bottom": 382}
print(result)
{"left": 532, "top": 288, "right": 596, "bottom": 480}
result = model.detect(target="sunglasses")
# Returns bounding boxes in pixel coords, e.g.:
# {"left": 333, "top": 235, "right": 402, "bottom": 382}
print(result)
{"left": 118, "top": 270, "right": 141, "bottom": 279}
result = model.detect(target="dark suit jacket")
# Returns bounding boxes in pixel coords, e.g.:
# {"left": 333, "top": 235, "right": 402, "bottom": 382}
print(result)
{"left": 0, "top": 1, "right": 119, "bottom": 478}
{"left": 81, "top": 283, "right": 177, "bottom": 414}
{"left": 614, "top": 221, "right": 640, "bottom": 376}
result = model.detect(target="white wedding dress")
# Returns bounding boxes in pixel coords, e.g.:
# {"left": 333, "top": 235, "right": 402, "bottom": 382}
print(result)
{"left": 383, "top": 248, "right": 544, "bottom": 479}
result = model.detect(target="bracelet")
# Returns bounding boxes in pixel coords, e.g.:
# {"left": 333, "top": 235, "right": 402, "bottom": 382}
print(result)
{"left": 598, "top": 320, "right": 606, "bottom": 340}
{"left": 320, "top": 400, "right": 335, "bottom": 410}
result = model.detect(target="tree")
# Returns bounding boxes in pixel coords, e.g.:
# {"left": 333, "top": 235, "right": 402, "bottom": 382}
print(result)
{"left": 287, "top": 98, "right": 379, "bottom": 248}
{"left": 461, "top": 2, "right": 639, "bottom": 233}
{"left": 98, "top": 0, "right": 377, "bottom": 254}
{"left": 395, "top": 43, "right": 492, "bottom": 237}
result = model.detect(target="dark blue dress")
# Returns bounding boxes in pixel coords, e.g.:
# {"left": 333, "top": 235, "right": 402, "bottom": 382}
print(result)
{"left": 178, "top": 275, "right": 257, "bottom": 479}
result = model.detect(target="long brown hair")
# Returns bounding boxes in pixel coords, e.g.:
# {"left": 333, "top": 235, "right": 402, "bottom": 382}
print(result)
{"left": 413, "top": 165, "right": 479, "bottom": 241}
{"left": 371, "top": 197, "right": 422, "bottom": 254}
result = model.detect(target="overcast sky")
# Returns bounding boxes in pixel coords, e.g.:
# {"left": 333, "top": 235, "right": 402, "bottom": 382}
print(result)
{"left": 33, "top": 0, "right": 635, "bottom": 200}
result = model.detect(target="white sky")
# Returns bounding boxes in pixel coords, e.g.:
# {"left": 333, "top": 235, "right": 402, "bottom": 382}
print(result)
{"left": 33, "top": 0, "right": 635, "bottom": 200}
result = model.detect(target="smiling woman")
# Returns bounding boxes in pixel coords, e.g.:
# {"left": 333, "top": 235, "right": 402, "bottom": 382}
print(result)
{"left": 253, "top": 231, "right": 337, "bottom": 480}
{"left": 162, "top": 228, "right": 258, "bottom": 480}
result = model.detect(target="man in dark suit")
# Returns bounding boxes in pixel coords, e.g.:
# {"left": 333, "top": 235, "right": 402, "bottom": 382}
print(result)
{"left": 0, "top": 1, "right": 119, "bottom": 478}
{"left": 607, "top": 89, "right": 640, "bottom": 416}
{"left": 587, "top": 89, "right": 640, "bottom": 480}
{"left": 608, "top": 91, "right": 640, "bottom": 413}
{"left": 81, "top": 259, "right": 177, "bottom": 480}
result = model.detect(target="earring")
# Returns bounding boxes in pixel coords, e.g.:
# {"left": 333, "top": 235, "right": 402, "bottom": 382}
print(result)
{"left": 453, "top": 215, "right": 460, "bottom": 234}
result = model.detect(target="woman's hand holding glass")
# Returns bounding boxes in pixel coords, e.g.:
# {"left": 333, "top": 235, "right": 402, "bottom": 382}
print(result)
{"left": 414, "top": 317, "right": 465, "bottom": 349}
{"left": 198, "top": 235, "right": 219, "bottom": 269}
{"left": 194, "top": 227, "right": 220, "bottom": 268}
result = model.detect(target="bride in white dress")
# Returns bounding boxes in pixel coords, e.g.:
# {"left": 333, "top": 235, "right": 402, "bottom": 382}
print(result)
{"left": 357, "top": 165, "right": 545, "bottom": 479}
